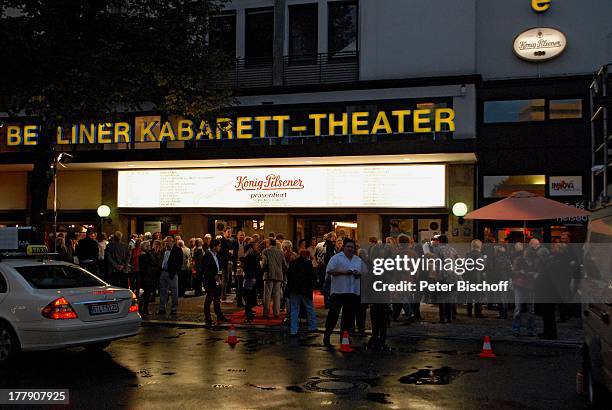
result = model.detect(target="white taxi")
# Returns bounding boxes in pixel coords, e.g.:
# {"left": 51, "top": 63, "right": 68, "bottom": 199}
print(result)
{"left": 0, "top": 249, "right": 141, "bottom": 363}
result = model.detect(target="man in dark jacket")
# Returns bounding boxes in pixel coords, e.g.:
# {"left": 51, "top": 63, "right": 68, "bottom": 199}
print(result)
{"left": 76, "top": 228, "right": 100, "bottom": 275}
{"left": 158, "top": 236, "right": 183, "bottom": 315}
{"left": 219, "top": 227, "right": 237, "bottom": 299}
{"left": 105, "top": 231, "right": 131, "bottom": 288}
{"left": 286, "top": 250, "right": 318, "bottom": 336}
{"left": 203, "top": 239, "right": 229, "bottom": 325}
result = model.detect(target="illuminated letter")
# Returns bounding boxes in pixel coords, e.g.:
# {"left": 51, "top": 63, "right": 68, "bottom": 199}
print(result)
{"left": 114, "top": 122, "right": 131, "bottom": 143}
{"left": 79, "top": 124, "right": 96, "bottom": 144}
{"left": 97, "top": 123, "right": 113, "bottom": 143}
{"left": 351, "top": 112, "right": 369, "bottom": 135}
{"left": 195, "top": 120, "right": 213, "bottom": 140}
{"left": 177, "top": 120, "right": 194, "bottom": 141}
{"left": 328, "top": 113, "right": 348, "bottom": 136}
{"left": 371, "top": 111, "right": 392, "bottom": 134}
{"left": 272, "top": 115, "right": 289, "bottom": 138}
{"left": 236, "top": 117, "right": 253, "bottom": 139}
{"left": 139, "top": 120, "right": 158, "bottom": 142}
{"left": 22, "top": 125, "right": 38, "bottom": 145}
{"left": 56, "top": 126, "right": 70, "bottom": 145}
{"left": 434, "top": 108, "right": 456, "bottom": 132}
{"left": 413, "top": 110, "right": 432, "bottom": 133}
{"left": 532, "top": 0, "right": 551, "bottom": 12}
{"left": 6, "top": 126, "right": 22, "bottom": 145}
{"left": 254, "top": 116, "right": 272, "bottom": 138}
{"left": 392, "top": 110, "right": 411, "bottom": 133}
{"left": 216, "top": 118, "right": 234, "bottom": 139}
{"left": 158, "top": 121, "right": 176, "bottom": 141}
{"left": 308, "top": 114, "right": 327, "bottom": 136}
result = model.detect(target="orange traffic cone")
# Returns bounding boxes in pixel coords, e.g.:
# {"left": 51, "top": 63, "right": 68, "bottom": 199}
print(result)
{"left": 479, "top": 335, "right": 496, "bottom": 358}
{"left": 225, "top": 325, "right": 239, "bottom": 347}
{"left": 339, "top": 331, "right": 354, "bottom": 353}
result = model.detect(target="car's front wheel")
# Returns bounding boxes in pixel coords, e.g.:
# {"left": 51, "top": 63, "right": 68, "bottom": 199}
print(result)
{"left": 84, "top": 341, "right": 111, "bottom": 352}
{"left": 0, "top": 322, "right": 19, "bottom": 364}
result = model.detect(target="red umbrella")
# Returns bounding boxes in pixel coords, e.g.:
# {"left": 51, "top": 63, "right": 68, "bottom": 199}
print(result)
{"left": 464, "top": 191, "right": 590, "bottom": 221}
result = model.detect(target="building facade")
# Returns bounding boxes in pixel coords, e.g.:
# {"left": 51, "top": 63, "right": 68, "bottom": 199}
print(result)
{"left": 1, "top": 0, "right": 611, "bottom": 244}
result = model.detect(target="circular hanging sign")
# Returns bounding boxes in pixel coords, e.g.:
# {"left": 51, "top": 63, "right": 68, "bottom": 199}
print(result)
{"left": 513, "top": 27, "right": 567, "bottom": 62}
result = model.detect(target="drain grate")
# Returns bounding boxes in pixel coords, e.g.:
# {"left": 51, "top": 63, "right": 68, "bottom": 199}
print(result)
{"left": 303, "top": 379, "right": 369, "bottom": 394}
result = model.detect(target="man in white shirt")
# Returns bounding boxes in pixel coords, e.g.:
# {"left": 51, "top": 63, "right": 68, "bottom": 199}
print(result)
{"left": 323, "top": 238, "right": 366, "bottom": 347}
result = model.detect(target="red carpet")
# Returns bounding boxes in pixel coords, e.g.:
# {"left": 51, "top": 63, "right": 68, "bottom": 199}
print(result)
{"left": 228, "top": 291, "right": 325, "bottom": 326}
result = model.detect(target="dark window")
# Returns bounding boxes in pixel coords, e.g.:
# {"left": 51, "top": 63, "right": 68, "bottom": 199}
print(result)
{"left": 15, "top": 265, "right": 106, "bottom": 289}
{"left": 209, "top": 12, "right": 237, "bottom": 58}
{"left": 328, "top": 0, "right": 358, "bottom": 57}
{"left": 549, "top": 99, "right": 582, "bottom": 119}
{"left": 484, "top": 99, "right": 545, "bottom": 123}
{"left": 245, "top": 8, "right": 274, "bottom": 63}
{"left": 0, "top": 273, "right": 6, "bottom": 293}
{"left": 289, "top": 4, "right": 318, "bottom": 61}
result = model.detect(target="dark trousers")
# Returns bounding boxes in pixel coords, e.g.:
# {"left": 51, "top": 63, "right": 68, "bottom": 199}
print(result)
{"left": 244, "top": 287, "right": 257, "bottom": 319}
{"left": 204, "top": 285, "right": 223, "bottom": 323}
{"left": 235, "top": 275, "right": 244, "bottom": 307}
{"left": 411, "top": 302, "right": 422, "bottom": 319}
{"left": 112, "top": 270, "right": 128, "bottom": 289}
{"left": 370, "top": 304, "right": 389, "bottom": 348}
{"left": 139, "top": 284, "right": 154, "bottom": 314}
{"left": 324, "top": 293, "right": 359, "bottom": 340}
{"left": 129, "top": 271, "right": 139, "bottom": 293}
{"left": 356, "top": 303, "right": 368, "bottom": 332}
{"left": 193, "top": 271, "right": 203, "bottom": 296}
{"left": 179, "top": 269, "right": 190, "bottom": 297}
{"left": 540, "top": 303, "right": 558, "bottom": 339}
{"left": 467, "top": 303, "right": 482, "bottom": 318}
{"left": 439, "top": 303, "right": 453, "bottom": 323}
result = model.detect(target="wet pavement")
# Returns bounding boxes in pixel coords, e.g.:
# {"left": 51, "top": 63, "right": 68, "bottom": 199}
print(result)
{"left": 0, "top": 326, "right": 589, "bottom": 409}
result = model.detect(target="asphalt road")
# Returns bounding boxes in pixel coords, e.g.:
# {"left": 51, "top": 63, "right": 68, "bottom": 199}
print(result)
{"left": 0, "top": 326, "right": 589, "bottom": 409}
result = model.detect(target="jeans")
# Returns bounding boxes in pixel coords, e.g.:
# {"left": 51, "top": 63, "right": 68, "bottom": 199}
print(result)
{"left": 324, "top": 293, "right": 359, "bottom": 341}
{"left": 512, "top": 287, "right": 535, "bottom": 334}
{"left": 159, "top": 271, "right": 179, "bottom": 313}
{"left": 263, "top": 280, "right": 282, "bottom": 317}
{"left": 289, "top": 294, "right": 317, "bottom": 335}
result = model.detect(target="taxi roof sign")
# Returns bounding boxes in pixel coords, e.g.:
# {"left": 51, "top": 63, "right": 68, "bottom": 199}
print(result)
{"left": 26, "top": 245, "right": 49, "bottom": 256}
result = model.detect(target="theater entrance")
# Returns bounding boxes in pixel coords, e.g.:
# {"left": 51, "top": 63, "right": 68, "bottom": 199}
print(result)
{"left": 295, "top": 216, "right": 357, "bottom": 243}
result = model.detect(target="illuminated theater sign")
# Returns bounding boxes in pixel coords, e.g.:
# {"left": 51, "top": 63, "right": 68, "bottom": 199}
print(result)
{"left": 117, "top": 165, "right": 446, "bottom": 209}
{"left": 3, "top": 107, "right": 456, "bottom": 146}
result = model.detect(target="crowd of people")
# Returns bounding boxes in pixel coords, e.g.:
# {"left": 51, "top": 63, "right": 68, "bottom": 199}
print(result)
{"left": 54, "top": 226, "right": 581, "bottom": 349}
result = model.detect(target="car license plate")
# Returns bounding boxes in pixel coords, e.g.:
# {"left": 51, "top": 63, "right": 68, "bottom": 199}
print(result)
{"left": 89, "top": 302, "right": 119, "bottom": 316}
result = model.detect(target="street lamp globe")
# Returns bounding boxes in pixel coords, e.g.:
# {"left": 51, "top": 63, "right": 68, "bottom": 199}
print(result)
{"left": 452, "top": 202, "right": 468, "bottom": 217}
{"left": 97, "top": 205, "right": 111, "bottom": 218}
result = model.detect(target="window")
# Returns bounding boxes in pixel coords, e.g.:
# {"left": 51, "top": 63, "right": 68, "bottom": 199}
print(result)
{"left": 484, "top": 99, "right": 545, "bottom": 123}
{"left": 245, "top": 8, "right": 274, "bottom": 63}
{"left": 209, "top": 12, "right": 236, "bottom": 58}
{"left": 0, "top": 273, "right": 6, "bottom": 293}
{"left": 15, "top": 265, "right": 106, "bottom": 289}
{"left": 549, "top": 99, "right": 582, "bottom": 119}
{"left": 328, "top": 1, "right": 358, "bottom": 57}
{"left": 289, "top": 4, "right": 318, "bottom": 61}
{"left": 483, "top": 175, "right": 546, "bottom": 198}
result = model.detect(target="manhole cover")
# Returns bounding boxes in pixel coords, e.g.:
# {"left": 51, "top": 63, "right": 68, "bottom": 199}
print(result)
{"left": 320, "top": 368, "right": 378, "bottom": 379}
{"left": 303, "top": 379, "right": 369, "bottom": 394}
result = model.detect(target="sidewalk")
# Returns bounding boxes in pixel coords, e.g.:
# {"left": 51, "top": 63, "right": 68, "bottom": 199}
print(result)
{"left": 142, "top": 292, "right": 584, "bottom": 347}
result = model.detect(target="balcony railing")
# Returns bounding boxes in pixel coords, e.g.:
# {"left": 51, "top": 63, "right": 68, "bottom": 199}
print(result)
{"left": 214, "top": 51, "right": 359, "bottom": 89}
